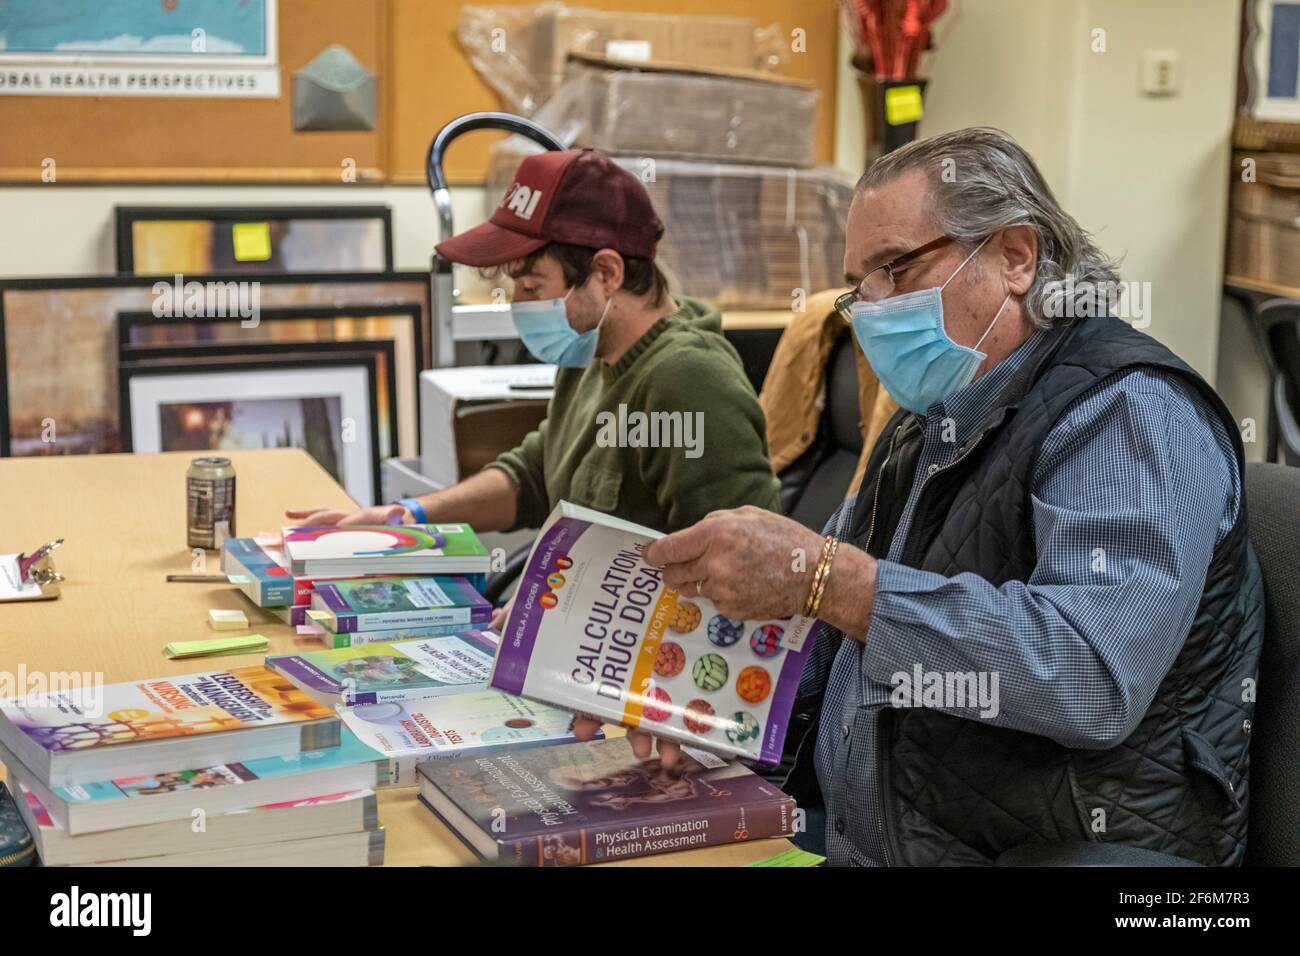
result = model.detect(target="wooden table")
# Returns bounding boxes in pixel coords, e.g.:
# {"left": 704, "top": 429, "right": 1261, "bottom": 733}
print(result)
{"left": 0, "top": 448, "right": 793, "bottom": 867}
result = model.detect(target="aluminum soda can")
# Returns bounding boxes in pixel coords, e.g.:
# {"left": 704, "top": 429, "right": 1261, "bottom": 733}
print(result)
{"left": 187, "top": 456, "right": 236, "bottom": 550}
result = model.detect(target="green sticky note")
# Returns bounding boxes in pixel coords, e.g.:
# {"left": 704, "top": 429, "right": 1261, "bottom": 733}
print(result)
{"left": 747, "top": 847, "right": 826, "bottom": 867}
{"left": 884, "top": 85, "right": 924, "bottom": 126}
{"left": 231, "top": 221, "right": 272, "bottom": 262}
{"left": 165, "top": 634, "right": 268, "bottom": 659}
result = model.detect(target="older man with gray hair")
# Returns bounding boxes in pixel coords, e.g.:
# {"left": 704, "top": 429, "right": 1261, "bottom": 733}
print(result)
{"left": 576, "top": 127, "right": 1262, "bottom": 866}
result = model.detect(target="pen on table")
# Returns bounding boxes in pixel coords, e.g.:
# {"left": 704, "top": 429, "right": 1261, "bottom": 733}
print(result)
{"left": 166, "top": 573, "right": 230, "bottom": 583}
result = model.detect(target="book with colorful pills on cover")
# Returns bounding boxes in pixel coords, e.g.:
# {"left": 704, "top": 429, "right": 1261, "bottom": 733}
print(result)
{"left": 310, "top": 576, "right": 492, "bottom": 634}
{"left": 0, "top": 666, "right": 339, "bottom": 788}
{"left": 266, "top": 631, "right": 499, "bottom": 708}
{"left": 416, "top": 736, "right": 796, "bottom": 865}
{"left": 280, "top": 524, "right": 490, "bottom": 580}
{"left": 492, "top": 501, "right": 820, "bottom": 765}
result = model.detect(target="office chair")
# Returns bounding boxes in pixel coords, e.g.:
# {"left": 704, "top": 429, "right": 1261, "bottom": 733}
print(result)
{"left": 997, "top": 461, "right": 1299, "bottom": 866}
{"left": 1254, "top": 299, "right": 1300, "bottom": 465}
{"left": 778, "top": 327, "right": 865, "bottom": 533}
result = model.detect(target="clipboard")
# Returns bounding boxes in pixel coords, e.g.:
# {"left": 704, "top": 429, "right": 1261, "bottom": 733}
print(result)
{"left": 1, "top": 540, "right": 64, "bottom": 602}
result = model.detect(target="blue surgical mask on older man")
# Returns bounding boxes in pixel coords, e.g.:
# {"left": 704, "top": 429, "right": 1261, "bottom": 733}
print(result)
{"left": 510, "top": 287, "right": 613, "bottom": 368}
{"left": 849, "top": 237, "right": 1012, "bottom": 414}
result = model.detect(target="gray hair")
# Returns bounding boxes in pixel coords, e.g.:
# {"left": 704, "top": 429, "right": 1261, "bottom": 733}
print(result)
{"left": 857, "top": 127, "right": 1121, "bottom": 329}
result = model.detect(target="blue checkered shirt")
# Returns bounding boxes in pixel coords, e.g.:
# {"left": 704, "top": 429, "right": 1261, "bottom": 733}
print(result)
{"left": 802, "top": 328, "right": 1241, "bottom": 866}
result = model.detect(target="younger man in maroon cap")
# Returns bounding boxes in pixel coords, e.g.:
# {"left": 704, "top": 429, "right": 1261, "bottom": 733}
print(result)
{"left": 290, "top": 147, "right": 779, "bottom": 535}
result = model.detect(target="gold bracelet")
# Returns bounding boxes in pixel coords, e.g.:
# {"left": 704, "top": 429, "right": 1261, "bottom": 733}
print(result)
{"left": 802, "top": 537, "right": 832, "bottom": 616}
{"left": 810, "top": 538, "right": 839, "bottom": 618}
{"left": 807, "top": 538, "right": 838, "bottom": 618}
{"left": 804, "top": 535, "right": 839, "bottom": 618}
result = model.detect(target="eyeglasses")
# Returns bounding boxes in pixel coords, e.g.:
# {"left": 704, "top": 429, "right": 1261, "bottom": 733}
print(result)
{"left": 835, "top": 235, "right": 957, "bottom": 321}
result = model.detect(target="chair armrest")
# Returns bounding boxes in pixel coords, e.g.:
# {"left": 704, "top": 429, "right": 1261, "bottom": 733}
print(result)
{"left": 482, "top": 541, "right": 532, "bottom": 605}
{"left": 995, "top": 841, "right": 1202, "bottom": 867}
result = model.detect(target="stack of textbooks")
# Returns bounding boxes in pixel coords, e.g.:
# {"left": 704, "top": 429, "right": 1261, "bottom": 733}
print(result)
{"left": 306, "top": 576, "right": 493, "bottom": 648}
{"left": 409, "top": 500, "right": 809, "bottom": 865}
{"left": 418, "top": 736, "right": 797, "bottom": 865}
{"left": 0, "top": 665, "right": 397, "bottom": 866}
{"left": 222, "top": 524, "right": 493, "bottom": 645}
{"left": 266, "top": 636, "right": 591, "bottom": 762}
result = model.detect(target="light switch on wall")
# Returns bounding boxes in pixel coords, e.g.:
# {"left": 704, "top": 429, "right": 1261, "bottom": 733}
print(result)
{"left": 1140, "top": 50, "right": 1181, "bottom": 96}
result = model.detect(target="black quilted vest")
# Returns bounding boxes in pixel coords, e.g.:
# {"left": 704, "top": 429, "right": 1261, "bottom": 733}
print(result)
{"left": 790, "top": 315, "right": 1263, "bottom": 866}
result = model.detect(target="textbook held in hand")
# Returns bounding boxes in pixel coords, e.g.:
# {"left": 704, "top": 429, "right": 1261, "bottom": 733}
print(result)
{"left": 492, "top": 502, "right": 820, "bottom": 764}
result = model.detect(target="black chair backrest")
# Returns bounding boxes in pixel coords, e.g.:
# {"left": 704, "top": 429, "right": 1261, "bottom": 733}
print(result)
{"left": 1256, "top": 300, "right": 1300, "bottom": 464}
{"left": 1243, "top": 462, "right": 1300, "bottom": 865}
{"left": 724, "top": 326, "right": 785, "bottom": 395}
{"left": 779, "top": 328, "right": 863, "bottom": 532}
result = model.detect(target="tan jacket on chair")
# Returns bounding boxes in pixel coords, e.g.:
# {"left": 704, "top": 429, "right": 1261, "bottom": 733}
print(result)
{"left": 760, "top": 288, "right": 899, "bottom": 496}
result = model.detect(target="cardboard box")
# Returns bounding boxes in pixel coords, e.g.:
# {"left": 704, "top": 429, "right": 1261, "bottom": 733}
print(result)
{"left": 419, "top": 365, "right": 557, "bottom": 490}
{"left": 487, "top": 141, "right": 855, "bottom": 309}
{"left": 537, "top": 54, "right": 818, "bottom": 167}
{"left": 531, "top": 8, "right": 758, "bottom": 101}
{"left": 1227, "top": 150, "right": 1300, "bottom": 289}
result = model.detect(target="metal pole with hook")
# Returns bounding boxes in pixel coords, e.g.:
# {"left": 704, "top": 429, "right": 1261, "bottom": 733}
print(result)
{"left": 425, "top": 112, "right": 566, "bottom": 368}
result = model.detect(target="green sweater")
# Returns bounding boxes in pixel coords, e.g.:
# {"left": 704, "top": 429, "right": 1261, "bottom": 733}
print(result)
{"left": 487, "top": 296, "right": 780, "bottom": 533}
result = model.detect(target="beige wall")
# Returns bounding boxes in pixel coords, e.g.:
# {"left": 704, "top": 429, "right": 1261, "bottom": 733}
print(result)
{"left": 0, "top": 183, "right": 484, "bottom": 276}
{"left": 836, "top": 0, "right": 1242, "bottom": 382}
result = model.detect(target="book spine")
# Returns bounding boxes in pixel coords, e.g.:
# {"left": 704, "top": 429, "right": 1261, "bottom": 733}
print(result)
{"left": 267, "top": 656, "right": 338, "bottom": 698}
{"left": 345, "top": 607, "right": 473, "bottom": 632}
{"left": 312, "top": 586, "right": 352, "bottom": 631}
{"left": 380, "top": 755, "right": 420, "bottom": 789}
{"left": 224, "top": 549, "right": 292, "bottom": 606}
{"left": 505, "top": 797, "right": 797, "bottom": 866}
{"left": 342, "top": 621, "right": 479, "bottom": 645}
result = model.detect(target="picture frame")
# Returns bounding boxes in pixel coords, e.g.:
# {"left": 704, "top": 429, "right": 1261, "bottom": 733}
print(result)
{"left": 0, "top": 271, "right": 430, "bottom": 458}
{"left": 116, "top": 304, "right": 422, "bottom": 463}
{"left": 119, "top": 348, "right": 386, "bottom": 506}
{"left": 118, "top": 337, "right": 396, "bottom": 466}
{"left": 115, "top": 205, "right": 394, "bottom": 275}
{"left": 1245, "top": 0, "right": 1300, "bottom": 121}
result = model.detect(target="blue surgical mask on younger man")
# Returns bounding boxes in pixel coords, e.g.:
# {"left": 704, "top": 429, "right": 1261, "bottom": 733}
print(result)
{"left": 849, "top": 237, "right": 1012, "bottom": 414}
{"left": 511, "top": 287, "right": 612, "bottom": 368}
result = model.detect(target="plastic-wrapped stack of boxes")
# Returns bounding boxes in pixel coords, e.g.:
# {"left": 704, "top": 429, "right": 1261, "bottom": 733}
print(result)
{"left": 1227, "top": 150, "right": 1300, "bottom": 289}
{"left": 480, "top": 19, "right": 855, "bottom": 311}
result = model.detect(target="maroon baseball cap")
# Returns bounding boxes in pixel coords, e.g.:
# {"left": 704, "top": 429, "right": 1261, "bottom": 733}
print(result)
{"left": 436, "top": 147, "right": 663, "bottom": 268}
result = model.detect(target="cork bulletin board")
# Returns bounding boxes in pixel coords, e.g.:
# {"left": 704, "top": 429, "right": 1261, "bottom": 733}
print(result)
{"left": 0, "top": 0, "right": 387, "bottom": 183}
{"left": 0, "top": 0, "right": 837, "bottom": 185}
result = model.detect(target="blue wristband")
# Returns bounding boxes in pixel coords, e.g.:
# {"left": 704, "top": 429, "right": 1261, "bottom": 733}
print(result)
{"left": 396, "top": 497, "right": 428, "bottom": 524}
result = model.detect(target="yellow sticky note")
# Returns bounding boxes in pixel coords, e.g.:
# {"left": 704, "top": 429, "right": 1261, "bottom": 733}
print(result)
{"left": 166, "top": 634, "right": 268, "bottom": 659}
{"left": 884, "top": 85, "right": 924, "bottom": 126}
{"left": 231, "top": 221, "right": 272, "bottom": 262}
{"left": 208, "top": 608, "right": 249, "bottom": 631}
